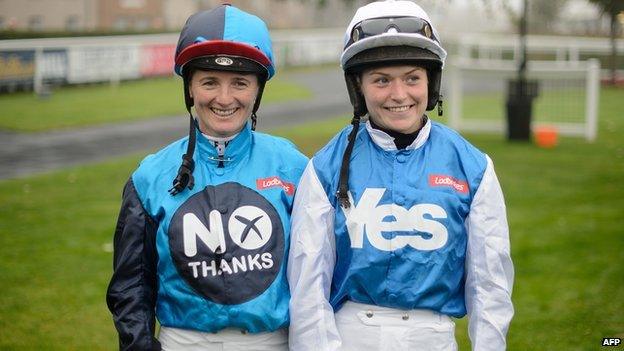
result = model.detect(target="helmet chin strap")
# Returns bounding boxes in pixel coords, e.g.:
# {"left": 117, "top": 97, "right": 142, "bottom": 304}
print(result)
{"left": 336, "top": 112, "right": 362, "bottom": 209}
{"left": 336, "top": 72, "right": 368, "bottom": 208}
{"left": 437, "top": 95, "right": 443, "bottom": 116}
{"left": 169, "top": 73, "right": 198, "bottom": 196}
{"left": 169, "top": 106, "right": 197, "bottom": 196}
{"left": 337, "top": 72, "right": 367, "bottom": 208}
{"left": 250, "top": 79, "right": 266, "bottom": 131}
{"left": 345, "top": 73, "right": 367, "bottom": 117}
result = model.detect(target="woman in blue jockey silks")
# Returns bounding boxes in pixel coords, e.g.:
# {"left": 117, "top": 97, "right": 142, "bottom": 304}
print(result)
{"left": 106, "top": 5, "right": 308, "bottom": 351}
{"left": 288, "top": 1, "right": 514, "bottom": 350}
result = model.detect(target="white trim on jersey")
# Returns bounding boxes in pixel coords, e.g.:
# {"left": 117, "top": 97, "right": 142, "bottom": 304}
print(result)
{"left": 465, "top": 155, "right": 515, "bottom": 351}
{"left": 288, "top": 160, "right": 340, "bottom": 350}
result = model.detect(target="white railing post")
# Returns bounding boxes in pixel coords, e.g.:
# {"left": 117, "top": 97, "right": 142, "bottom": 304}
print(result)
{"left": 111, "top": 46, "right": 122, "bottom": 87}
{"left": 33, "top": 47, "right": 43, "bottom": 95}
{"left": 457, "top": 42, "right": 470, "bottom": 60}
{"left": 585, "top": 58, "right": 600, "bottom": 142}
{"left": 569, "top": 46, "right": 580, "bottom": 63}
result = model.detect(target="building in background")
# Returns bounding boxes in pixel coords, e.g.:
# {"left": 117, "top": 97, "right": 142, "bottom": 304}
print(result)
{"left": 1, "top": 0, "right": 620, "bottom": 46}
{"left": 0, "top": 0, "right": 196, "bottom": 32}
{"left": 98, "top": 0, "right": 166, "bottom": 31}
{"left": 0, "top": 0, "right": 619, "bottom": 94}
{"left": 0, "top": 0, "right": 362, "bottom": 32}
{"left": 0, "top": 0, "right": 98, "bottom": 31}
{"left": 0, "top": 0, "right": 617, "bottom": 35}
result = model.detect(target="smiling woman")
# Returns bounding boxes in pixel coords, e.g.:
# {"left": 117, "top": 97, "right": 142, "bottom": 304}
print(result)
{"left": 189, "top": 70, "right": 259, "bottom": 137}
{"left": 104, "top": 4, "right": 308, "bottom": 351}
{"left": 287, "top": 1, "right": 514, "bottom": 351}
{"left": 360, "top": 65, "right": 429, "bottom": 134}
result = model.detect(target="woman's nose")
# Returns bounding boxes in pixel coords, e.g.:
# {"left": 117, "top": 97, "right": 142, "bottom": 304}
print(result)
{"left": 389, "top": 81, "right": 407, "bottom": 101}
{"left": 214, "top": 86, "right": 234, "bottom": 106}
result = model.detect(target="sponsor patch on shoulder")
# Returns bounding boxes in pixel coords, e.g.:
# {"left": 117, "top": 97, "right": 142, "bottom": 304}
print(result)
{"left": 256, "top": 176, "right": 295, "bottom": 195}
{"left": 428, "top": 174, "right": 469, "bottom": 194}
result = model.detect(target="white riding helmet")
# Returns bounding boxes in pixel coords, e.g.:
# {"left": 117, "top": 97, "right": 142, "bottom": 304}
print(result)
{"left": 341, "top": 0, "right": 447, "bottom": 114}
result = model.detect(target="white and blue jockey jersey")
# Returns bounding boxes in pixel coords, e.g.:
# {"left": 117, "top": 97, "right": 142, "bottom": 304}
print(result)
{"left": 288, "top": 118, "right": 514, "bottom": 351}
{"left": 311, "top": 120, "right": 486, "bottom": 316}
{"left": 129, "top": 123, "right": 308, "bottom": 333}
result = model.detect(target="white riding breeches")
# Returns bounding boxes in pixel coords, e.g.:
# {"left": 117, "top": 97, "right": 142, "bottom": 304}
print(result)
{"left": 158, "top": 326, "right": 288, "bottom": 351}
{"left": 335, "top": 301, "right": 458, "bottom": 351}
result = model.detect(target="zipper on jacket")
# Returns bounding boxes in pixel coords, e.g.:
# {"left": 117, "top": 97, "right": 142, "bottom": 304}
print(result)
{"left": 214, "top": 141, "right": 227, "bottom": 168}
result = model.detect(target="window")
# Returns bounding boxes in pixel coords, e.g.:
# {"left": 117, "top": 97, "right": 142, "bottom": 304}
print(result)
{"left": 113, "top": 17, "right": 128, "bottom": 31}
{"left": 28, "top": 15, "right": 43, "bottom": 31}
{"left": 119, "top": 0, "right": 145, "bottom": 9}
{"left": 66, "top": 15, "right": 80, "bottom": 31}
{"left": 135, "top": 18, "right": 149, "bottom": 31}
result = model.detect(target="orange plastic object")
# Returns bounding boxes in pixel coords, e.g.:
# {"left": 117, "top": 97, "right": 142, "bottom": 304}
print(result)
{"left": 534, "top": 126, "right": 558, "bottom": 148}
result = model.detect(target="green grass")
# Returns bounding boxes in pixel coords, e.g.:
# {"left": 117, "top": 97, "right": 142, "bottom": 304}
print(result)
{"left": 0, "top": 87, "right": 622, "bottom": 350}
{"left": 0, "top": 76, "right": 311, "bottom": 132}
{"left": 460, "top": 88, "right": 587, "bottom": 124}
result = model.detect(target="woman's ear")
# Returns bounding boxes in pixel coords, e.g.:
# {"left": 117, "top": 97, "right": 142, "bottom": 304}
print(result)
{"left": 355, "top": 74, "right": 363, "bottom": 94}
{"left": 186, "top": 69, "right": 195, "bottom": 99}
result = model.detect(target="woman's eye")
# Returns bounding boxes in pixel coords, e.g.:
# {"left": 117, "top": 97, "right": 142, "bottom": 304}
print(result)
{"left": 374, "top": 77, "right": 389, "bottom": 85}
{"left": 202, "top": 80, "right": 217, "bottom": 88}
{"left": 233, "top": 80, "right": 249, "bottom": 89}
{"left": 406, "top": 75, "right": 420, "bottom": 84}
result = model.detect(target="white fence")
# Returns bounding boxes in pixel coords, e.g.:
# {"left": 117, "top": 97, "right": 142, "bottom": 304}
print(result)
{"left": 0, "top": 31, "right": 616, "bottom": 143}
{"left": 454, "top": 33, "right": 623, "bottom": 64}
{"left": 0, "top": 30, "right": 344, "bottom": 93}
{"left": 447, "top": 58, "right": 600, "bottom": 141}
{"left": 2, "top": 31, "right": 619, "bottom": 93}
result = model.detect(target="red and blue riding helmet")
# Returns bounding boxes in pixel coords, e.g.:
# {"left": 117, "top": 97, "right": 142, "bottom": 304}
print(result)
{"left": 169, "top": 4, "right": 276, "bottom": 196}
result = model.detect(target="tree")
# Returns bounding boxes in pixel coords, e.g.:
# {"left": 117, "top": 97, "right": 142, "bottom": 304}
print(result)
{"left": 528, "top": 0, "right": 569, "bottom": 33}
{"left": 588, "top": 0, "right": 624, "bottom": 85}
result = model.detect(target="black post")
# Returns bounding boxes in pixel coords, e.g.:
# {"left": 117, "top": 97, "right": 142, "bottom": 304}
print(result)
{"left": 505, "top": 0, "right": 537, "bottom": 141}
{"left": 519, "top": 0, "right": 528, "bottom": 82}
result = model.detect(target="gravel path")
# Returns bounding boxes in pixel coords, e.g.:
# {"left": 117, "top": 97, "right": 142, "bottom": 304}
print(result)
{"left": 0, "top": 67, "right": 351, "bottom": 180}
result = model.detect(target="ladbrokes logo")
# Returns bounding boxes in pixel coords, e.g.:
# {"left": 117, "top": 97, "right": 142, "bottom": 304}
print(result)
{"left": 256, "top": 176, "right": 294, "bottom": 196}
{"left": 428, "top": 174, "right": 469, "bottom": 194}
{"left": 168, "top": 182, "right": 284, "bottom": 304}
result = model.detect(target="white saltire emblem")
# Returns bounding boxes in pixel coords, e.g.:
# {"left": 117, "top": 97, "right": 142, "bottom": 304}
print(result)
{"left": 229, "top": 206, "right": 272, "bottom": 250}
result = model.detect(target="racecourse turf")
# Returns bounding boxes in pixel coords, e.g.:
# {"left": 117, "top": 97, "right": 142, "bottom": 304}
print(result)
{"left": 0, "top": 75, "right": 311, "bottom": 132}
{"left": 0, "top": 87, "right": 622, "bottom": 350}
